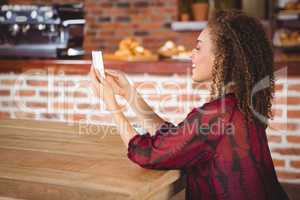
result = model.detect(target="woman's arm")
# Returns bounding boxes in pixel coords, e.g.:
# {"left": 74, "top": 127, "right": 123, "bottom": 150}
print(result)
{"left": 124, "top": 88, "right": 165, "bottom": 136}
{"left": 127, "top": 108, "right": 227, "bottom": 170}
{"left": 104, "top": 97, "right": 136, "bottom": 148}
{"left": 104, "top": 69, "right": 165, "bottom": 136}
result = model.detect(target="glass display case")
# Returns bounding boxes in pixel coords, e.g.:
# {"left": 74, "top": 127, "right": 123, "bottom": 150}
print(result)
{"left": 271, "top": 0, "right": 300, "bottom": 52}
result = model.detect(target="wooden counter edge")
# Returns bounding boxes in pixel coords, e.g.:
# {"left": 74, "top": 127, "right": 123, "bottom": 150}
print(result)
{"left": 0, "top": 58, "right": 299, "bottom": 76}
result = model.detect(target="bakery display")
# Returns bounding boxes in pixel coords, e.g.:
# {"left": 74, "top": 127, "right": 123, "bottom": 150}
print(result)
{"left": 104, "top": 37, "right": 158, "bottom": 61}
{"left": 271, "top": 1, "right": 300, "bottom": 53}
{"left": 284, "top": 1, "right": 300, "bottom": 11}
{"left": 158, "top": 41, "right": 192, "bottom": 60}
{"left": 273, "top": 29, "right": 300, "bottom": 52}
{"left": 281, "top": 31, "right": 300, "bottom": 44}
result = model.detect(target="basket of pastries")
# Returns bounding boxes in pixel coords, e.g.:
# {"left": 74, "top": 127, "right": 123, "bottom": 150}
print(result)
{"left": 283, "top": 1, "right": 300, "bottom": 11}
{"left": 158, "top": 41, "right": 192, "bottom": 60}
{"left": 104, "top": 37, "right": 158, "bottom": 61}
{"left": 273, "top": 29, "right": 300, "bottom": 52}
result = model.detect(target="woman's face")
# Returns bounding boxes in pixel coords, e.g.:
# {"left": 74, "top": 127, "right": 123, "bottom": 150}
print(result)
{"left": 191, "top": 28, "right": 215, "bottom": 82}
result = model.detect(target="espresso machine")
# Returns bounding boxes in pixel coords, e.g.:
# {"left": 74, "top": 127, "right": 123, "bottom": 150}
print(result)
{"left": 0, "top": 3, "right": 85, "bottom": 58}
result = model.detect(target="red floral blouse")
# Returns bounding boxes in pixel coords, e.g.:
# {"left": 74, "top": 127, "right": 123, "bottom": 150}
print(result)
{"left": 127, "top": 93, "right": 289, "bottom": 200}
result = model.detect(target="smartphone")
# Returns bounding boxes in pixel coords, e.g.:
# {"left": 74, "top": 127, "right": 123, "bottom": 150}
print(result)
{"left": 92, "top": 51, "right": 105, "bottom": 78}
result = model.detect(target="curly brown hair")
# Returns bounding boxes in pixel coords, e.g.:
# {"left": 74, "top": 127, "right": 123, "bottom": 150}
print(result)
{"left": 207, "top": 10, "right": 275, "bottom": 128}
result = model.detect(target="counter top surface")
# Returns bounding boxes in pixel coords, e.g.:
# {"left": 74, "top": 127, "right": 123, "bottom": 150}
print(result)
{"left": 0, "top": 52, "right": 299, "bottom": 76}
{"left": 0, "top": 59, "right": 193, "bottom": 75}
{"left": 0, "top": 119, "right": 184, "bottom": 200}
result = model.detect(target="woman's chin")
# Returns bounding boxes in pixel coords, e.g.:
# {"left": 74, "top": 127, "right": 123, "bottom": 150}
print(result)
{"left": 192, "top": 74, "right": 201, "bottom": 82}
{"left": 192, "top": 75, "right": 207, "bottom": 83}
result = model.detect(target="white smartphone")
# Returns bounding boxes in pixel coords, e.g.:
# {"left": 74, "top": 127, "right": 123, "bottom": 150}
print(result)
{"left": 92, "top": 51, "right": 105, "bottom": 78}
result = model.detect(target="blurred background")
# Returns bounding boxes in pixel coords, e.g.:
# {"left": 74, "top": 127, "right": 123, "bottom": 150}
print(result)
{"left": 0, "top": 0, "right": 299, "bottom": 59}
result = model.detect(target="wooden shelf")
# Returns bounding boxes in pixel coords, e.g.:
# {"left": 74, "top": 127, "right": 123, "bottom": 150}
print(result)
{"left": 171, "top": 21, "right": 207, "bottom": 31}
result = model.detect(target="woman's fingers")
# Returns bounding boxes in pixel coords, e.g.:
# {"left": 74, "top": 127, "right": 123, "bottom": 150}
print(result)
{"left": 105, "top": 74, "right": 122, "bottom": 87}
{"left": 105, "top": 70, "right": 118, "bottom": 76}
{"left": 105, "top": 69, "right": 130, "bottom": 86}
{"left": 89, "top": 68, "right": 95, "bottom": 82}
{"left": 97, "top": 74, "right": 108, "bottom": 86}
{"left": 105, "top": 69, "right": 120, "bottom": 74}
{"left": 105, "top": 72, "right": 120, "bottom": 84}
{"left": 90, "top": 71, "right": 100, "bottom": 89}
{"left": 90, "top": 66, "right": 117, "bottom": 92}
{"left": 90, "top": 66, "right": 98, "bottom": 82}
{"left": 91, "top": 66, "right": 109, "bottom": 86}
{"left": 89, "top": 70, "right": 101, "bottom": 97}
{"left": 100, "top": 69, "right": 131, "bottom": 95}
{"left": 107, "top": 76, "right": 123, "bottom": 95}
{"left": 105, "top": 69, "right": 124, "bottom": 79}
{"left": 105, "top": 70, "right": 127, "bottom": 85}
{"left": 93, "top": 66, "right": 104, "bottom": 83}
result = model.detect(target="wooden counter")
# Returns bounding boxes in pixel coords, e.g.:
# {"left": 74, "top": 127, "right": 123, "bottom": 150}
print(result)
{"left": 0, "top": 119, "right": 185, "bottom": 200}
{"left": 0, "top": 59, "right": 192, "bottom": 75}
{"left": 0, "top": 52, "right": 299, "bottom": 76}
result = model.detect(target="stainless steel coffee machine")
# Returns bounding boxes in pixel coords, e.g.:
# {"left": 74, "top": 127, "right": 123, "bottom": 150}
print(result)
{"left": 0, "top": 4, "right": 85, "bottom": 58}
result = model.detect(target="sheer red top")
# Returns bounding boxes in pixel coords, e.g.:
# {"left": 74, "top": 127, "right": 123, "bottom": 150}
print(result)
{"left": 127, "top": 93, "right": 289, "bottom": 200}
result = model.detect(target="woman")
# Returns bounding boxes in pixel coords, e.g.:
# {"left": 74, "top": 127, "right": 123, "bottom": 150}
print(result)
{"left": 89, "top": 10, "right": 289, "bottom": 200}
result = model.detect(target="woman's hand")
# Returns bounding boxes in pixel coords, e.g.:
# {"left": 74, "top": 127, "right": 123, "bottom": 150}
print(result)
{"left": 89, "top": 66, "right": 120, "bottom": 111}
{"left": 95, "top": 68, "right": 165, "bottom": 135}
{"left": 89, "top": 67, "right": 137, "bottom": 147}
{"left": 104, "top": 69, "right": 135, "bottom": 100}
